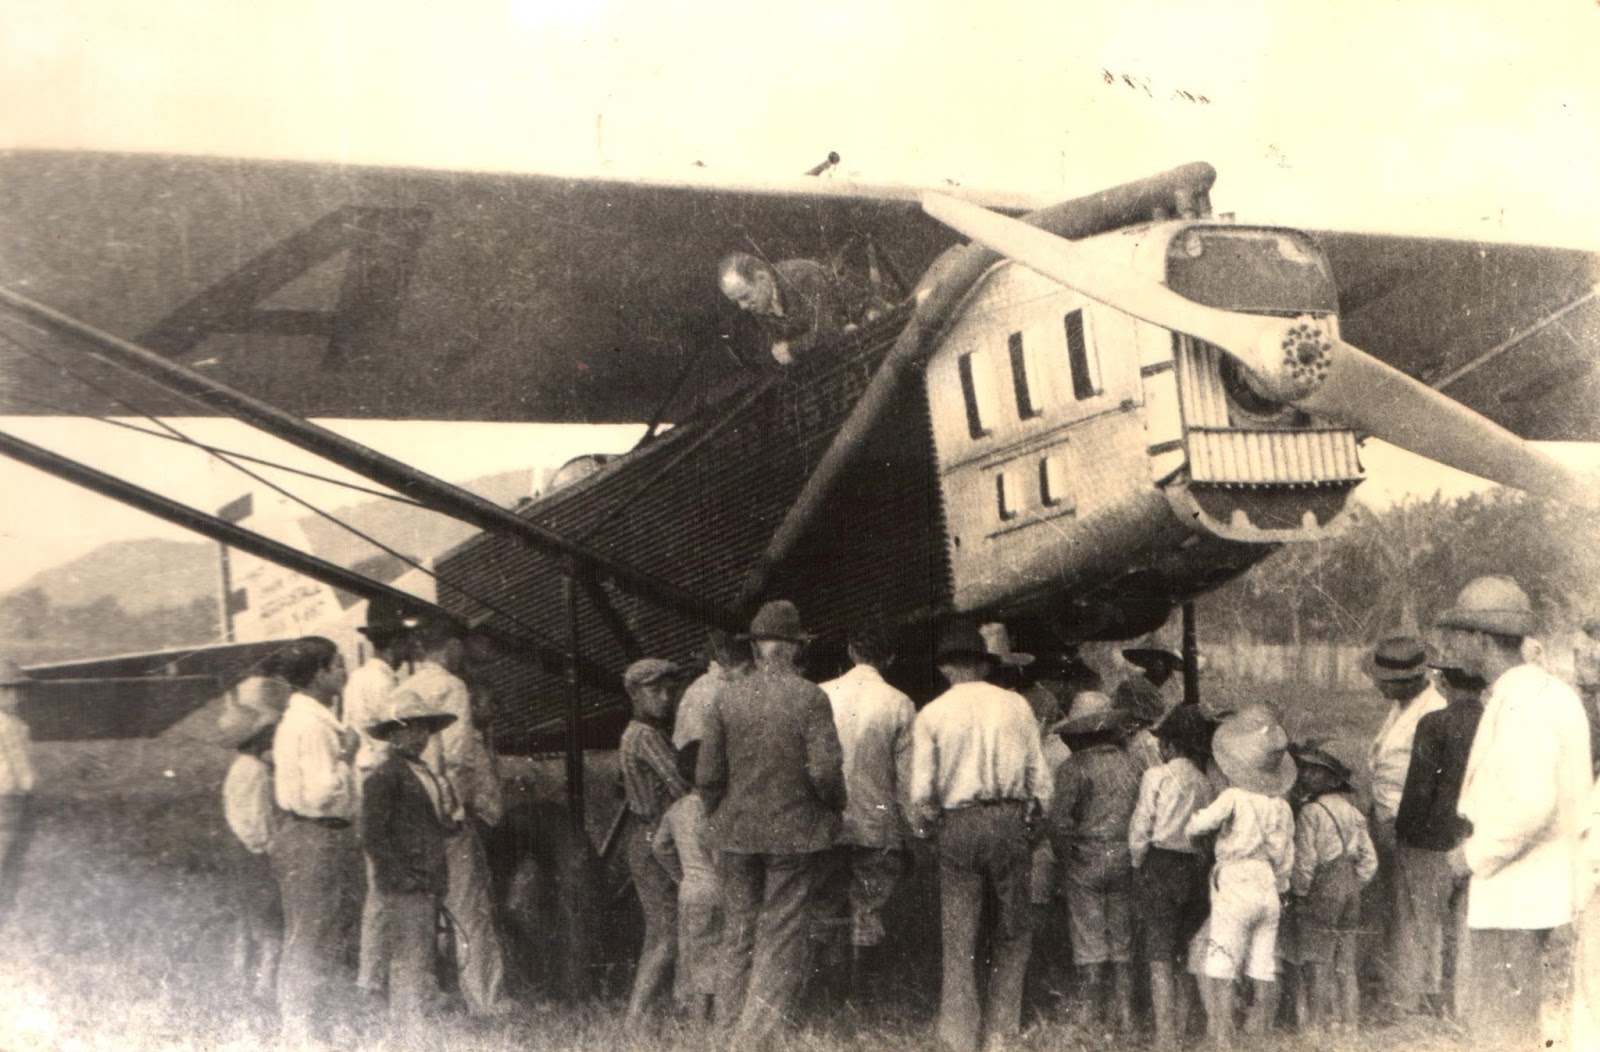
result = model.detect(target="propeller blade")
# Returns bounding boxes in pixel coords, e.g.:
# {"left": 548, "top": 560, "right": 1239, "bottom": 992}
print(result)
{"left": 1303, "top": 345, "right": 1599, "bottom": 506}
{"left": 921, "top": 191, "right": 1600, "bottom": 507}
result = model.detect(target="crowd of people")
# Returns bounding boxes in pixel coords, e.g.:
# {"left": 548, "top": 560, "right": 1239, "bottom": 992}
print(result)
{"left": 3, "top": 571, "right": 1600, "bottom": 1051}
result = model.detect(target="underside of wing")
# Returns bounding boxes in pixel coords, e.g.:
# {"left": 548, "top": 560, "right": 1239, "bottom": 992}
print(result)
{"left": 0, "top": 151, "right": 1025, "bottom": 423}
{"left": 1314, "top": 231, "right": 1600, "bottom": 442}
{"left": 19, "top": 639, "right": 288, "bottom": 740}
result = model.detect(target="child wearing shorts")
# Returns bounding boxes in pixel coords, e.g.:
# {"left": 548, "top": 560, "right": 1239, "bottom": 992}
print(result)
{"left": 1183, "top": 705, "right": 1296, "bottom": 1047}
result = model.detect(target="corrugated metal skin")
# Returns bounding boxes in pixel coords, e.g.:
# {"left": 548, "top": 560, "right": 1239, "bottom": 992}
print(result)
{"left": 436, "top": 320, "right": 950, "bottom": 753}
{"left": 1187, "top": 428, "right": 1362, "bottom": 484}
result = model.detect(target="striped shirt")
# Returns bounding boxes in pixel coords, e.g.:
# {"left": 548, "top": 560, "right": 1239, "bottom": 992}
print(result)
{"left": 620, "top": 718, "right": 688, "bottom": 824}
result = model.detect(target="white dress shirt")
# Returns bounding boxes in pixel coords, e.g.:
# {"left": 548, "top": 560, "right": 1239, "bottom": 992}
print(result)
{"left": 273, "top": 692, "right": 357, "bottom": 821}
{"left": 910, "top": 681, "right": 1053, "bottom": 826}
{"left": 1369, "top": 683, "right": 1446, "bottom": 822}
{"left": 343, "top": 656, "right": 399, "bottom": 772}
{"left": 1128, "top": 756, "right": 1216, "bottom": 865}
{"left": 822, "top": 663, "right": 916, "bottom": 849}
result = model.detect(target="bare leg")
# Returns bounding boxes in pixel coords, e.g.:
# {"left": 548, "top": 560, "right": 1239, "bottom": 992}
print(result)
{"left": 1201, "top": 976, "right": 1236, "bottom": 1048}
{"left": 1244, "top": 978, "right": 1278, "bottom": 1036}
{"left": 1150, "top": 962, "right": 1178, "bottom": 1047}
{"left": 1111, "top": 961, "right": 1135, "bottom": 1033}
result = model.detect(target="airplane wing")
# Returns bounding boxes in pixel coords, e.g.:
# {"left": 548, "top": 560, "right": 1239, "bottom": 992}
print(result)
{"left": 19, "top": 639, "right": 288, "bottom": 740}
{"left": 1312, "top": 231, "right": 1600, "bottom": 442}
{"left": 0, "top": 150, "right": 1031, "bottom": 425}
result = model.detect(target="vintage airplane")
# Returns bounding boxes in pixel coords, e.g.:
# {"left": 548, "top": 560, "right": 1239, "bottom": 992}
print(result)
{"left": 1, "top": 150, "right": 1598, "bottom": 768}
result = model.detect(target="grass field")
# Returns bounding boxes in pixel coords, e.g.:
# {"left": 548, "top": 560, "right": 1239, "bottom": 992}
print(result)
{"left": 0, "top": 685, "right": 1481, "bottom": 1051}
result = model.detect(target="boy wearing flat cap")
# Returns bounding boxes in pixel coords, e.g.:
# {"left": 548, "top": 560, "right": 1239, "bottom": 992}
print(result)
{"left": 619, "top": 656, "right": 691, "bottom": 1031}
{"left": 1184, "top": 705, "right": 1296, "bottom": 1046}
{"left": 361, "top": 690, "right": 458, "bottom": 1021}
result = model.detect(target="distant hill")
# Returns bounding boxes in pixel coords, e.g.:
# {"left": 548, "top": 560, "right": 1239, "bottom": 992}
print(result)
{"left": 2, "top": 467, "right": 539, "bottom": 616}
{"left": 6, "top": 538, "right": 216, "bottom": 614}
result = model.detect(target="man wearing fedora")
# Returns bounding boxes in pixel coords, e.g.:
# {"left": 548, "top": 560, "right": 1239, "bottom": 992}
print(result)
{"left": 0, "top": 659, "right": 37, "bottom": 918}
{"left": 1439, "top": 576, "right": 1592, "bottom": 1047}
{"left": 1362, "top": 634, "right": 1445, "bottom": 1007}
{"left": 696, "top": 599, "right": 844, "bottom": 1047}
{"left": 909, "top": 620, "right": 1052, "bottom": 1052}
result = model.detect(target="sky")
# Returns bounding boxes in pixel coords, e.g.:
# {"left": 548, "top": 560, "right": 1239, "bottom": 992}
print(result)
{"left": 0, "top": 0, "right": 1597, "bottom": 591}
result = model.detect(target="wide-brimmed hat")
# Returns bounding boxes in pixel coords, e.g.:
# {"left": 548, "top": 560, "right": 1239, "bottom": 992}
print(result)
{"left": 980, "top": 623, "right": 1034, "bottom": 668}
{"left": 623, "top": 658, "right": 681, "bottom": 691}
{"left": 366, "top": 686, "right": 458, "bottom": 741}
{"left": 1435, "top": 576, "right": 1537, "bottom": 638}
{"left": 0, "top": 659, "right": 36, "bottom": 689}
{"left": 1152, "top": 705, "right": 1212, "bottom": 755}
{"left": 1362, "top": 635, "right": 1436, "bottom": 682}
{"left": 1050, "top": 691, "right": 1133, "bottom": 737}
{"left": 1123, "top": 647, "right": 1183, "bottom": 673}
{"left": 1212, "top": 705, "right": 1296, "bottom": 797}
{"left": 1290, "top": 741, "right": 1352, "bottom": 790}
{"left": 934, "top": 620, "right": 993, "bottom": 664}
{"left": 742, "top": 600, "right": 814, "bottom": 644}
{"left": 216, "top": 674, "right": 293, "bottom": 748}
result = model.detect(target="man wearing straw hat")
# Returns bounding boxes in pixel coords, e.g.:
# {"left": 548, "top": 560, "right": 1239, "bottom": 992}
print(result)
{"left": 910, "top": 620, "right": 1053, "bottom": 1052}
{"left": 0, "top": 659, "right": 37, "bottom": 917}
{"left": 1439, "top": 575, "right": 1592, "bottom": 1047}
{"left": 696, "top": 599, "right": 844, "bottom": 1046}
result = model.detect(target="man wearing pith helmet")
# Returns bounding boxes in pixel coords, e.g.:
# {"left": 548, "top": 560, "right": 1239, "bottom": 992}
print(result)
{"left": 1439, "top": 575, "right": 1592, "bottom": 1048}
{"left": 696, "top": 599, "right": 845, "bottom": 1047}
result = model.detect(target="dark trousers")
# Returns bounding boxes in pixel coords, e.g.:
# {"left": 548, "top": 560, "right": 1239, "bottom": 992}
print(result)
{"left": 716, "top": 849, "right": 825, "bottom": 1047}
{"left": 936, "top": 802, "right": 1035, "bottom": 1052}
{"left": 270, "top": 817, "right": 362, "bottom": 1038}
{"left": 368, "top": 889, "right": 439, "bottom": 1020}
{"left": 624, "top": 817, "right": 679, "bottom": 1023}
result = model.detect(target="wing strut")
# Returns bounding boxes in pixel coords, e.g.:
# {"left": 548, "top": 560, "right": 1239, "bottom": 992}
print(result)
{"left": 0, "top": 427, "right": 616, "bottom": 690}
{"left": 736, "top": 162, "right": 1219, "bottom": 611}
{"left": 0, "top": 285, "right": 742, "bottom": 634}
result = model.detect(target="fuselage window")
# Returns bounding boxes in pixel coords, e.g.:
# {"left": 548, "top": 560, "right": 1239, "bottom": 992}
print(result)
{"left": 1039, "top": 454, "right": 1074, "bottom": 510}
{"left": 958, "top": 350, "right": 996, "bottom": 439}
{"left": 1064, "top": 309, "right": 1101, "bottom": 400}
{"left": 1007, "top": 331, "right": 1040, "bottom": 419}
{"left": 996, "top": 470, "right": 1019, "bottom": 521}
